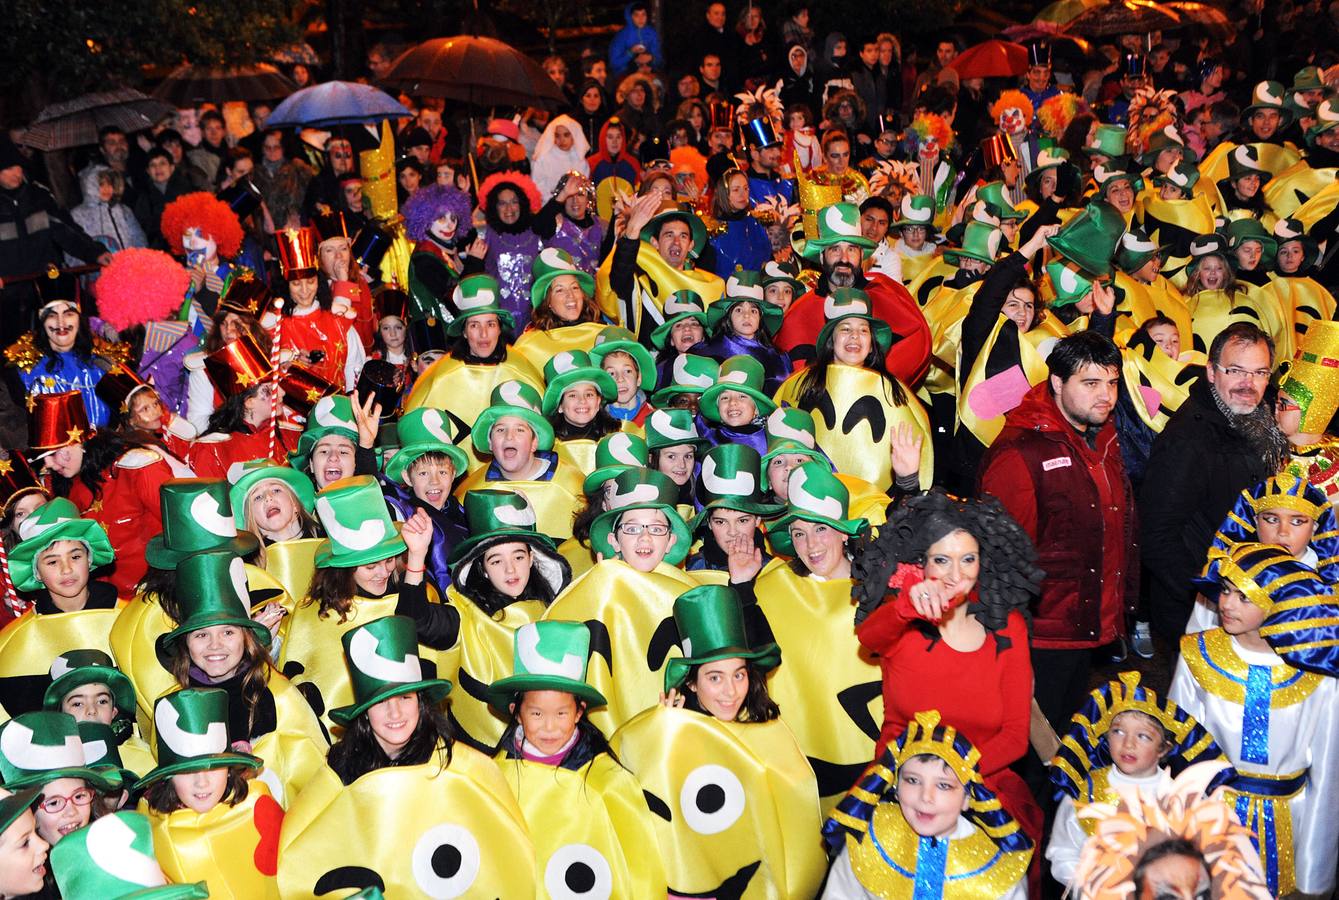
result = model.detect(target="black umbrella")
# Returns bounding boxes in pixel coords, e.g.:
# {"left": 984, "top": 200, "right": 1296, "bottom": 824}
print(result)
{"left": 153, "top": 63, "right": 298, "bottom": 106}
{"left": 19, "top": 89, "right": 175, "bottom": 151}
{"left": 382, "top": 35, "right": 566, "bottom": 109}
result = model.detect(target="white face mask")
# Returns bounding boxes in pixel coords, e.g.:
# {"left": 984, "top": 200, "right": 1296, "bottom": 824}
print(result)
{"left": 182, "top": 228, "right": 218, "bottom": 262}
{"left": 429, "top": 214, "right": 458, "bottom": 243}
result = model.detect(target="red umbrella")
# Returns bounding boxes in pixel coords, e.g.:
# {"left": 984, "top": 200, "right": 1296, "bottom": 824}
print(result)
{"left": 949, "top": 40, "right": 1030, "bottom": 80}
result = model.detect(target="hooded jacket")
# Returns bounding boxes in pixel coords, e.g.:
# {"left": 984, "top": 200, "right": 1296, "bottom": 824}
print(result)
{"left": 587, "top": 119, "right": 642, "bottom": 187}
{"left": 608, "top": 3, "right": 663, "bottom": 75}
{"left": 69, "top": 167, "right": 146, "bottom": 255}
{"left": 530, "top": 114, "right": 592, "bottom": 199}
{"left": 980, "top": 381, "right": 1138, "bottom": 649}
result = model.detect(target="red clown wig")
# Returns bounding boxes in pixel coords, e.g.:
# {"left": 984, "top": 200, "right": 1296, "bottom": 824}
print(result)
{"left": 160, "top": 192, "right": 244, "bottom": 259}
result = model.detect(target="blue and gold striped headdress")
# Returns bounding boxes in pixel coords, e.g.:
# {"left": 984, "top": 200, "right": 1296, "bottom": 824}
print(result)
{"left": 822, "top": 710, "right": 1032, "bottom": 855}
{"left": 1208, "top": 474, "right": 1339, "bottom": 581}
{"left": 1050, "top": 671, "right": 1228, "bottom": 803}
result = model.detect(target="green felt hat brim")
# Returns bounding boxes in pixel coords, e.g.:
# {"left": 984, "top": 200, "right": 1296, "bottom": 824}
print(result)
{"left": 0, "top": 787, "right": 39, "bottom": 837}
{"left": 447, "top": 526, "right": 559, "bottom": 569}
{"left": 156, "top": 612, "right": 273, "bottom": 669}
{"left": 1116, "top": 244, "right": 1172, "bottom": 275}
{"left": 530, "top": 270, "right": 597, "bottom": 310}
{"left": 88, "top": 762, "right": 140, "bottom": 793}
{"left": 133, "top": 752, "right": 262, "bottom": 791}
{"left": 648, "top": 384, "right": 710, "bottom": 406}
{"left": 644, "top": 428, "right": 709, "bottom": 453}
{"left": 329, "top": 678, "right": 452, "bottom": 726}
{"left": 143, "top": 532, "right": 258, "bottom": 571}
{"left": 640, "top": 211, "right": 708, "bottom": 258}
{"left": 288, "top": 426, "right": 360, "bottom": 471}
{"left": 542, "top": 369, "right": 618, "bottom": 417}
{"left": 314, "top": 523, "right": 408, "bottom": 569}
{"left": 760, "top": 275, "right": 807, "bottom": 294}
{"left": 800, "top": 234, "right": 876, "bottom": 263}
{"left": 889, "top": 217, "right": 938, "bottom": 235}
{"left": 942, "top": 247, "right": 996, "bottom": 266}
{"left": 9, "top": 520, "right": 116, "bottom": 592}
{"left": 705, "top": 298, "right": 783, "bottom": 337}
{"left": 445, "top": 305, "right": 516, "bottom": 337}
{"left": 229, "top": 467, "right": 316, "bottom": 529}
{"left": 43, "top": 666, "right": 136, "bottom": 717}
{"left": 384, "top": 441, "right": 471, "bottom": 484}
{"left": 766, "top": 510, "right": 867, "bottom": 556}
{"left": 650, "top": 312, "right": 709, "bottom": 351}
{"left": 485, "top": 675, "right": 607, "bottom": 711}
{"left": 470, "top": 406, "right": 555, "bottom": 454}
{"left": 815, "top": 314, "right": 894, "bottom": 357}
{"left": 699, "top": 384, "right": 777, "bottom": 423}
{"left": 589, "top": 504, "right": 692, "bottom": 567}
{"left": 663, "top": 643, "right": 781, "bottom": 693}
{"left": 590, "top": 340, "right": 657, "bottom": 392}
{"left": 4, "top": 765, "right": 120, "bottom": 795}
{"left": 583, "top": 463, "right": 637, "bottom": 496}
{"left": 761, "top": 441, "right": 825, "bottom": 468}
{"left": 690, "top": 497, "right": 785, "bottom": 531}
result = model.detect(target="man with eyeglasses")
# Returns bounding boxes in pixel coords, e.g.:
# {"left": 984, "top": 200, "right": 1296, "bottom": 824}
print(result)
{"left": 1139, "top": 322, "right": 1284, "bottom": 641}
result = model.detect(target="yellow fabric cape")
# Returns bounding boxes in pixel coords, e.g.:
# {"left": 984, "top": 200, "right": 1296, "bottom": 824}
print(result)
{"left": 594, "top": 241, "right": 725, "bottom": 335}
{"left": 0, "top": 604, "right": 124, "bottom": 722}
{"left": 1265, "top": 162, "right": 1339, "bottom": 219}
{"left": 956, "top": 316, "right": 1058, "bottom": 447}
{"left": 452, "top": 461, "right": 586, "bottom": 541}
{"left": 511, "top": 321, "right": 607, "bottom": 376}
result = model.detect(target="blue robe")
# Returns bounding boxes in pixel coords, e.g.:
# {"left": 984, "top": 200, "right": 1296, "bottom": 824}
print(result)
{"left": 689, "top": 333, "right": 791, "bottom": 396}
{"left": 708, "top": 214, "right": 773, "bottom": 277}
{"left": 18, "top": 351, "right": 108, "bottom": 427}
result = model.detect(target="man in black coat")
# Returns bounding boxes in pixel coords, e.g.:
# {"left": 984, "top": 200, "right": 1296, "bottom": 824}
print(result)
{"left": 1138, "top": 322, "right": 1283, "bottom": 639}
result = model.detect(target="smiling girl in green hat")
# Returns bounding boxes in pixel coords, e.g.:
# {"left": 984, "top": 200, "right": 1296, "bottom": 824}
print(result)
{"left": 698, "top": 355, "right": 777, "bottom": 456}
{"left": 511, "top": 248, "right": 606, "bottom": 375}
{"left": 644, "top": 407, "right": 708, "bottom": 510}
{"left": 694, "top": 270, "right": 792, "bottom": 395}
{"left": 542, "top": 349, "right": 628, "bottom": 472}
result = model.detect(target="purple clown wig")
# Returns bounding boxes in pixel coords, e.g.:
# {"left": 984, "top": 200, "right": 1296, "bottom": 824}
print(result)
{"left": 403, "top": 183, "right": 475, "bottom": 243}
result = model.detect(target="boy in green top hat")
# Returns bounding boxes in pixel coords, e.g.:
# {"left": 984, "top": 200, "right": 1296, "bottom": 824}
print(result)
{"left": 943, "top": 221, "right": 1005, "bottom": 275}
{"left": 761, "top": 407, "right": 830, "bottom": 499}
{"left": 760, "top": 259, "right": 806, "bottom": 314}
{"left": 43, "top": 650, "right": 136, "bottom": 735}
{"left": 697, "top": 270, "right": 791, "bottom": 395}
{"left": 0, "top": 785, "right": 46, "bottom": 897}
{"left": 0, "top": 711, "right": 119, "bottom": 848}
{"left": 8, "top": 497, "right": 115, "bottom": 602}
{"left": 660, "top": 584, "right": 781, "bottom": 724}
{"left": 1153, "top": 160, "right": 1199, "bottom": 200}
{"left": 50, "top": 811, "right": 209, "bottom": 900}
{"left": 766, "top": 461, "right": 869, "bottom": 575}
{"left": 698, "top": 355, "right": 777, "bottom": 455}
{"left": 1306, "top": 97, "right": 1339, "bottom": 150}
{"left": 648, "top": 353, "right": 717, "bottom": 414}
{"left": 644, "top": 407, "right": 707, "bottom": 497}
{"left": 289, "top": 393, "right": 380, "bottom": 491}
{"left": 648, "top": 291, "right": 708, "bottom": 356}
{"left": 686, "top": 445, "right": 781, "bottom": 579}
{"left": 590, "top": 326, "right": 656, "bottom": 425}
{"left": 588, "top": 468, "right": 692, "bottom": 570}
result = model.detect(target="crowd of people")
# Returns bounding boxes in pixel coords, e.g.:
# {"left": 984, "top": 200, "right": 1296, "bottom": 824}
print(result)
{"left": 1, "top": 1, "right": 1339, "bottom": 897}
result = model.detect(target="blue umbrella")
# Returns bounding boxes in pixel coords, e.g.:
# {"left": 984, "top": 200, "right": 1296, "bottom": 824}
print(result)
{"left": 265, "top": 81, "right": 412, "bottom": 129}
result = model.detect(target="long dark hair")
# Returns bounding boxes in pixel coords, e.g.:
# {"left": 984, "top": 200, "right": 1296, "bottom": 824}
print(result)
{"left": 305, "top": 564, "right": 400, "bottom": 623}
{"left": 34, "top": 309, "right": 96, "bottom": 371}
{"left": 280, "top": 275, "right": 334, "bottom": 316}
{"left": 51, "top": 430, "right": 159, "bottom": 499}
{"left": 326, "top": 694, "right": 454, "bottom": 785}
{"left": 458, "top": 539, "right": 561, "bottom": 616}
{"left": 794, "top": 324, "right": 906, "bottom": 410}
{"left": 204, "top": 385, "right": 262, "bottom": 437}
{"left": 448, "top": 330, "right": 512, "bottom": 364}
{"left": 681, "top": 659, "right": 780, "bottom": 723}
{"left": 136, "top": 566, "right": 181, "bottom": 620}
{"left": 168, "top": 628, "right": 273, "bottom": 738}
{"left": 144, "top": 766, "right": 253, "bottom": 813}
{"left": 550, "top": 407, "right": 622, "bottom": 441}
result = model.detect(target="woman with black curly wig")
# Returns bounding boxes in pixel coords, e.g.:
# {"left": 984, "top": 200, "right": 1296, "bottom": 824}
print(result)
{"left": 850, "top": 488, "right": 1045, "bottom": 852}
{"left": 478, "top": 172, "right": 544, "bottom": 331}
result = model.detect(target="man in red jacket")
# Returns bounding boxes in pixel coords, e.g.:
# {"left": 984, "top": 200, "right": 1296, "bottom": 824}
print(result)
{"left": 979, "top": 331, "right": 1138, "bottom": 780}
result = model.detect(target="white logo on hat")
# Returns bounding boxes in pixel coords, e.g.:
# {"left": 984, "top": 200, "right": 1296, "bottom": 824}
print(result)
{"left": 500, "top": 381, "right": 536, "bottom": 411}
{"left": 454, "top": 284, "right": 497, "bottom": 310}
{"left": 0, "top": 721, "right": 84, "bottom": 770}
{"left": 190, "top": 492, "right": 237, "bottom": 538}
{"left": 552, "top": 351, "right": 578, "bottom": 374}
{"left": 229, "top": 557, "right": 250, "bottom": 606}
{"left": 719, "top": 368, "right": 749, "bottom": 386}
{"left": 1275, "top": 220, "right": 1303, "bottom": 240}
{"left": 86, "top": 815, "right": 168, "bottom": 888}
{"left": 225, "top": 461, "right": 249, "bottom": 484}
{"left": 420, "top": 409, "right": 455, "bottom": 445}
{"left": 1169, "top": 168, "right": 1190, "bottom": 187}
{"left": 349, "top": 626, "right": 422, "bottom": 683}
{"left": 516, "top": 623, "right": 584, "bottom": 678}
{"left": 1121, "top": 232, "right": 1156, "bottom": 253}
{"left": 650, "top": 410, "right": 697, "bottom": 442}
{"left": 972, "top": 202, "right": 1001, "bottom": 226}
{"left": 493, "top": 496, "right": 537, "bottom": 528}
{"left": 1320, "top": 101, "right": 1339, "bottom": 123}
{"left": 17, "top": 509, "right": 73, "bottom": 542}
{"left": 823, "top": 294, "right": 868, "bottom": 321}
{"left": 606, "top": 433, "right": 640, "bottom": 466}
{"left": 701, "top": 455, "right": 754, "bottom": 496}
{"left": 155, "top": 701, "right": 228, "bottom": 758}
{"left": 673, "top": 356, "right": 713, "bottom": 388}
{"left": 725, "top": 276, "right": 764, "bottom": 302}
{"left": 789, "top": 468, "right": 843, "bottom": 520}
{"left": 1259, "top": 83, "right": 1282, "bottom": 105}
{"left": 80, "top": 738, "right": 108, "bottom": 763}
{"left": 538, "top": 247, "right": 574, "bottom": 271}
{"left": 607, "top": 481, "right": 661, "bottom": 510}
{"left": 316, "top": 497, "right": 388, "bottom": 551}
{"left": 767, "top": 409, "right": 815, "bottom": 447}
{"left": 314, "top": 397, "right": 354, "bottom": 429}
{"left": 1058, "top": 266, "right": 1082, "bottom": 294}
{"left": 49, "top": 655, "right": 75, "bottom": 680}
{"left": 824, "top": 205, "right": 857, "bottom": 237}
{"left": 664, "top": 294, "right": 700, "bottom": 316}
{"left": 1034, "top": 149, "right": 1063, "bottom": 169}
{"left": 1233, "top": 145, "right": 1256, "bottom": 168}
{"left": 681, "top": 636, "right": 693, "bottom": 656}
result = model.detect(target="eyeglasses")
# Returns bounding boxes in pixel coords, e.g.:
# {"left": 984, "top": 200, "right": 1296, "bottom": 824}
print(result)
{"left": 1214, "top": 364, "right": 1272, "bottom": 381}
{"left": 39, "top": 787, "right": 96, "bottom": 814}
{"left": 618, "top": 523, "right": 671, "bottom": 537}
{"left": 330, "top": 151, "right": 353, "bottom": 160}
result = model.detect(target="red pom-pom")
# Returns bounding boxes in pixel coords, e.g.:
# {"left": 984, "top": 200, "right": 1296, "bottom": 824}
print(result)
{"left": 160, "top": 192, "right": 244, "bottom": 259}
{"left": 478, "top": 171, "right": 542, "bottom": 214}
{"left": 94, "top": 249, "right": 191, "bottom": 331}
{"left": 887, "top": 562, "right": 926, "bottom": 592}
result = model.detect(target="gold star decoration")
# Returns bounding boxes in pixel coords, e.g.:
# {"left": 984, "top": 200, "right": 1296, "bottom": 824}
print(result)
{"left": 0, "top": 459, "right": 13, "bottom": 476}
{"left": 235, "top": 371, "right": 257, "bottom": 389}
{"left": 306, "top": 388, "right": 322, "bottom": 402}
{"left": 25, "top": 395, "right": 36, "bottom": 413}
{"left": 66, "top": 427, "right": 83, "bottom": 443}
{"left": 86, "top": 499, "right": 103, "bottom": 515}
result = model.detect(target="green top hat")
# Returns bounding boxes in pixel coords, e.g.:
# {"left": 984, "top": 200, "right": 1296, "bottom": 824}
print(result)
{"left": 470, "top": 380, "right": 555, "bottom": 455}
{"left": 383, "top": 408, "right": 470, "bottom": 484}
{"left": 815, "top": 288, "right": 895, "bottom": 356}
{"left": 8, "top": 498, "right": 115, "bottom": 593}
{"left": 1047, "top": 200, "right": 1126, "bottom": 278}
{"left": 691, "top": 444, "right": 783, "bottom": 529}
{"left": 700, "top": 356, "right": 778, "bottom": 424}
{"left": 1046, "top": 259, "right": 1094, "bottom": 307}
{"left": 226, "top": 458, "right": 316, "bottom": 529}
{"left": 1084, "top": 124, "right": 1127, "bottom": 158}
{"left": 1293, "top": 65, "right": 1325, "bottom": 93}
{"left": 1136, "top": 125, "right": 1199, "bottom": 167}
{"left": 144, "top": 479, "right": 258, "bottom": 569}
{"left": 0, "top": 787, "right": 40, "bottom": 838}
{"left": 1186, "top": 233, "right": 1230, "bottom": 275}
{"left": 485, "top": 621, "right": 607, "bottom": 710}
{"left": 1114, "top": 227, "right": 1169, "bottom": 275}
{"left": 448, "top": 490, "right": 570, "bottom": 595}
{"left": 760, "top": 259, "right": 807, "bottom": 293}
{"left": 649, "top": 292, "right": 708, "bottom": 351}
{"left": 975, "top": 181, "right": 1027, "bottom": 221}
{"left": 1225, "top": 217, "right": 1278, "bottom": 268}
{"left": 51, "top": 811, "right": 210, "bottom": 900}
{"left": 1307, "top": 98, "right": 1339, "bottom": 144}
{"left": 589, "top": 468, "right": 692, "bottom": 566}
{"left": 706, "top": 270, "right": 783, "bottom": 336}
{"left": 589, "top": 326, "right": 656, "bottom": 393}
{"left": 582, "top": 432, "right": 650, "bottom": 496}
{"left": 0, "top": 712, "right": 118, "bottom": 792}
{"left": 943, "top": 221, "right": 1005, "bottom": 267}
{"left": 289, "top": 395, "right": 359, "bottom": 472}
{"left": 1153, "top": 160, "right": 1200, "bottom": 192}
{"left": 76, "top": 721, "right": 138, "bottom": 795}
{"left": 43, "top": 650, "right": 135, "bottom": 720}
{"left": 313, "top": 475, "right": 407, "bottom": 568}
{"left": 891, "top": 195, "right": 938, "bottom": 234}
{"left": 766, "top": 461, "right": 868, "bottom": 556}
{"left": 1093, "top": 160, "right": 1145, "bottom": 195}
{"left": 799, "top": 203, "right": 877, "bottom": 263}
{"left": 529, "top": 247, "right": 596, "bottom": 310}
{"left": 1274, "top": 217, "right": 1321, "bottom": 269}
{"left": 648, "top": 354, "right": 718, "bottom": 406}
{"left": 1024, "top": 147, "right": 1082, "bottom": 199}
{"left": 541, "top": 349, "right": 617, "bottom": 417}
{"left": 762, "top": 407, "right": 826, "bottom": 467}
{"left": 446, "top": 274, "right": 516, "bottom": 337}
{"left": 663, "top": 585, "right": 780, "bottom": 693}
{"left": 1226, "top": 144, "right": 1270, "bottom": 181}
{"left": 1244, "top": 80, "right": 1293, "bottom": 126}
{"left": 329, "top": 615, "right": 452, "bottom": 726}
{"left": 643, "top": 408, "right": 708, "bottom": 453}
{"left": 135, "top": 689, "right": 262, "bottom": 790}
{"left": 155, "top": 550, "right": 273, "bottom": 667}
{"left": 640, "top": 204, "right": 708, "bottom": 259}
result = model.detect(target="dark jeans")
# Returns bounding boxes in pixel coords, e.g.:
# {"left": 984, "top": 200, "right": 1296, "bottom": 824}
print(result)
{"left": 1020, "top": 646, "right": 1095, "bottom": 801}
